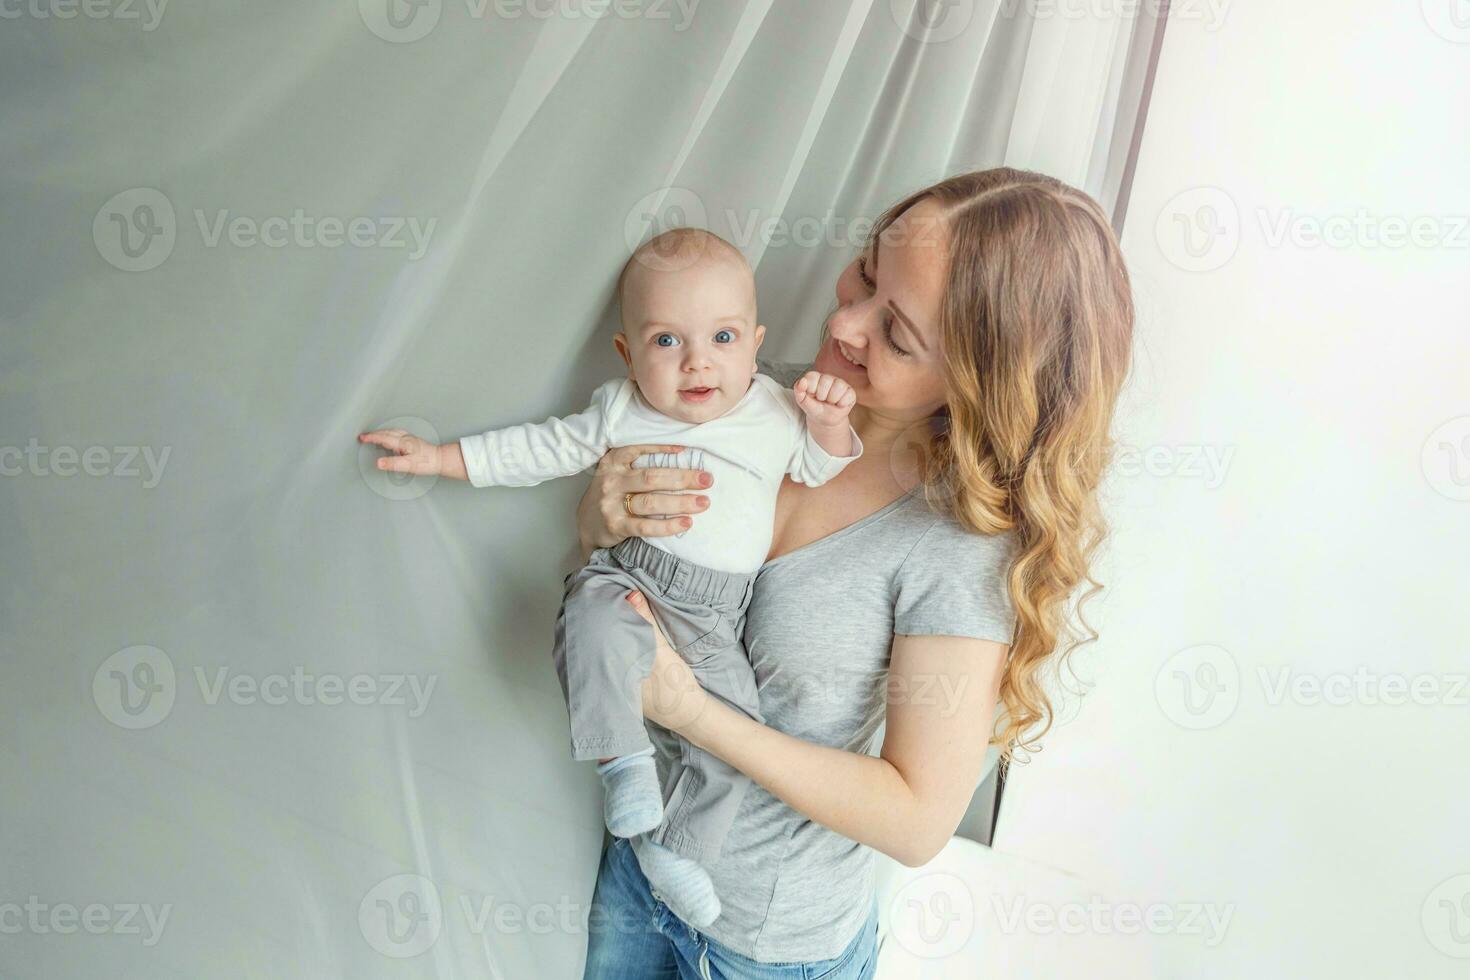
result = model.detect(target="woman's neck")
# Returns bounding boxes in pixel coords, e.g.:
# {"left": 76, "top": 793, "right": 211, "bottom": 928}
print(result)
{"left": 848, "top": 403, "right": 928, "bottom": 454}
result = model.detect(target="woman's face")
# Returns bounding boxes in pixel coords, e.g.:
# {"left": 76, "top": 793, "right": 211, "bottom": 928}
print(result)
{"left": 811, "top": 197, "right": 952, "bottom": 423}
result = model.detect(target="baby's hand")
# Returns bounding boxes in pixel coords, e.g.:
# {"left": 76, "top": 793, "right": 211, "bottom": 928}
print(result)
{"left": 793, "top": 371, "right": 857, "bottom": 428}
{"left": 358, "top": 428, "right": 466, "bottom": 480}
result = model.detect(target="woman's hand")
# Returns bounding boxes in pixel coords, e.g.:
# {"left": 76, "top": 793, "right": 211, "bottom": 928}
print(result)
{"left": 624, "top": 590, "right": 709, "bottom": 733}
{"left": 575, "top": 444, "right": 713, "bottom": 560}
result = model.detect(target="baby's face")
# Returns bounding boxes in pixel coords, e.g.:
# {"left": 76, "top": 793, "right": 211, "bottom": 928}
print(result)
{"left": 615, "top": 254, "right": 766, "bottom": 424}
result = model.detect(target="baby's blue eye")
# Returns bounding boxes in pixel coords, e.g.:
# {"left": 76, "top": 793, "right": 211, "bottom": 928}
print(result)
{"left": 655, "top": 334, "right": 678, "bottom": 347}
{"left": 714, "top": 329, "right": 735, "bottom": 343}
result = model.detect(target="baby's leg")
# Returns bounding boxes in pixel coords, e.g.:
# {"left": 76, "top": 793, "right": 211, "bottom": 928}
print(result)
{"left": 630, "top": 833, "right": 720, "bottom": 928}
{"left": 596, "top": 747, "right": 662, "bottom": 838}
{"left": 650, "top": 634, "right": 762, "bottom": 864}
{"left": 556, "top": 542, "right": 743, "bottom": 923}
{"left": 634, "top": 609, "right": 757, "bottom": 927}
{"left": 553, "top": 561, "right": 667, "bottom": 836}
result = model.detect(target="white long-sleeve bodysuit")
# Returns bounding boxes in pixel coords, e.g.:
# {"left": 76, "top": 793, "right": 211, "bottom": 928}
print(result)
{"left": 458, "top": 373, "right": 864, "bottom": 573}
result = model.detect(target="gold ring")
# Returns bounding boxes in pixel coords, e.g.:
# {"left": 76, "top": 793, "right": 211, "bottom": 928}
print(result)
{"left": 623, "top": 492, "right": 636, "bottom": 516}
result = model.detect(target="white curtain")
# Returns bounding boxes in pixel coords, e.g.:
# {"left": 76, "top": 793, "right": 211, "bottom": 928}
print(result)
{"left": 1, "top": 2, "right": 1156, "bottom": 976}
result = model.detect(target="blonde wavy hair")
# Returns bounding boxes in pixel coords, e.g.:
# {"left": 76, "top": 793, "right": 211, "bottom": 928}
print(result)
{"left": 852, "top": 168, "right": 1135, "bottom": 762}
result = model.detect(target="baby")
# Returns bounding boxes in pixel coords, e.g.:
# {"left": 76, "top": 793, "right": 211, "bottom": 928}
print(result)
{"left": 359, "top": 227, "right": 862, "bottom": 927}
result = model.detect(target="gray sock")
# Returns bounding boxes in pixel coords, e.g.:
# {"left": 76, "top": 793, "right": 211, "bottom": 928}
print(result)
{"left": 630, "top": 833, "right": 721, "bottom": 928}
{"left": 595, "top": 747, "right": 662, "bottom": 838}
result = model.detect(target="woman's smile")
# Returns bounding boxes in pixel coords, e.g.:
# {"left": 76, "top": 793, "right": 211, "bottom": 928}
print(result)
{"left": 818, "top": 335, "right": 868, "bottom": 381}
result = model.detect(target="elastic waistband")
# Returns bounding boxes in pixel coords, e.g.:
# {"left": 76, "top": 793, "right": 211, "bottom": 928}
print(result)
{"left": 609, "top": 537, "right": 756, "bottom": 612}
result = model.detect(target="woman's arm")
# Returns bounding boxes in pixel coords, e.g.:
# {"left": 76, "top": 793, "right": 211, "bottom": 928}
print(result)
{"left": 626, "top": 591, "right": 1008, "bottom": 868}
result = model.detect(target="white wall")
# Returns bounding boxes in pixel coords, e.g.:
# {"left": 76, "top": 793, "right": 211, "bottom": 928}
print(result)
{"left": 993, "top": 3, "right": 1470, "bottom": 978}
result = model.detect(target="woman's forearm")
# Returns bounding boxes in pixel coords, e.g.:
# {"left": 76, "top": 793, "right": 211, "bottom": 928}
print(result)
{"left": 679, "top": 692, "right": 934, "bottom": 867}
{"left": 630, "top": 588, "right": 992, "bottom": 867}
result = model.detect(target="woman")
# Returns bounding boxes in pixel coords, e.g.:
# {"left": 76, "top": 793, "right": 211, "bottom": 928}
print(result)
{"left": 575, "top": 167, "right": 1134, "bottom": 978}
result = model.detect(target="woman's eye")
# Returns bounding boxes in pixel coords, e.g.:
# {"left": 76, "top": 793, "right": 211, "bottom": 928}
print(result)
{"left": 713, "top": 329, "right": 734, "bottom": 344}
{"left": 655, "top": 334, "right": 678, "bottom": 347}
{"left": 856, "top": 254, "right": 876, "bottom": 290}
{"left": 883, "top": 318, "right": 909, "bottom": 357}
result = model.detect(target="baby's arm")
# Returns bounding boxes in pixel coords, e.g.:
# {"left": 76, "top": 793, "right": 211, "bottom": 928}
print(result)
{"left": 787, "top": 370, "right": 863, "bottom": 486}
{"left": 456, "top": 383, "right": 618, "bottom": 487}
{"left": 794, "top": 371, "right": 859, "bottom": 457}
{"left": 359, "top": 379, "right": 621, "bottom": 487}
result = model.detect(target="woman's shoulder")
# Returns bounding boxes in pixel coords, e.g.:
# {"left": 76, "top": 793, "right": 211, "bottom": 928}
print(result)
{"left": 895, "top": 492, "right": 1019, "bottom": 569}
{"left": 891, "top": 492, "right": 1018, "bottom": 640}
{"left": 847, "top": 488, "right": 1017, "bottom": 568}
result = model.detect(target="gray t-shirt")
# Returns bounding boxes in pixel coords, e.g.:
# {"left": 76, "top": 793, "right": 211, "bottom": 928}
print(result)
{"left": 649, "top": 358, "right": 1018, "bottom": 963}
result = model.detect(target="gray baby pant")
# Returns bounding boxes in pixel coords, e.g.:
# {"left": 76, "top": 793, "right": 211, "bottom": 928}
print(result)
{"left": 551, "top": 536, "right": 761, "bottom": 863}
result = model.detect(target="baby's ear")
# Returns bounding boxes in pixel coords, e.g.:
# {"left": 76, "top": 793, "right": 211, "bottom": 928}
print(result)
{"left": 613, "top": 333, "right": 634, "bottom": 374}
{"left": 751, "top": 324, "right": 767, "bottom": 372}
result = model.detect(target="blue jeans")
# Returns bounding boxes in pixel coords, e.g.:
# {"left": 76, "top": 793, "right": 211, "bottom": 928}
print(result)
{"left": 583, "top": 836, "right": 879, "bottom": 979}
